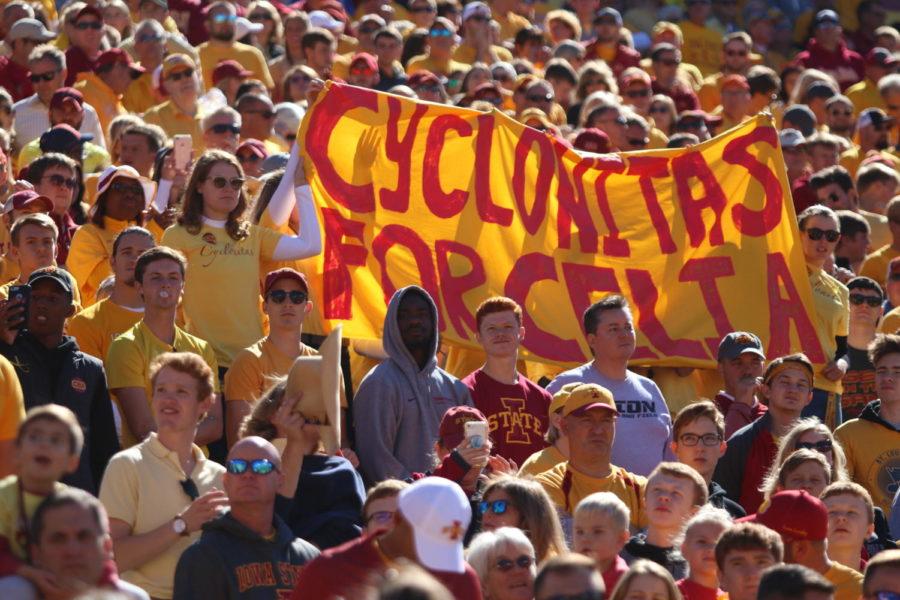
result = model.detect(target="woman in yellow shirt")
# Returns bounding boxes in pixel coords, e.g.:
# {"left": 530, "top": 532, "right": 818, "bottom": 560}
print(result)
{"left": 68, "top": 165, "right": 158, "bottom": 307}
{"left": 161, "top": 147, "right": 321, "bottom": 368}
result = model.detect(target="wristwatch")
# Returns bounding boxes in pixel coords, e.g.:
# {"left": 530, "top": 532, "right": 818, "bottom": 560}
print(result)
{"left": 172, "top": 516, "right": 189, "bottom": 537}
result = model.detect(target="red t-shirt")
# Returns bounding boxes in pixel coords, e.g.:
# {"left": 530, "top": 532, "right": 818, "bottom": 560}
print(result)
{"left": 0, "top": 57, "right": 32, "bottom": 102}
{"left": 290, "top": 533, "right": 483, "bottom": 600}
{"left": 602, "top": 555, "right": 629, "bottom": 593}
{"left": 461, "top": 369, "right": 550, "bottom": 465}
{"left": 677, "top": 578, "right": 727, "bottom": 600}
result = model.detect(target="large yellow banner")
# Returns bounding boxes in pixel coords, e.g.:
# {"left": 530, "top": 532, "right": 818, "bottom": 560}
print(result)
{"left": 298, "top": 82, "right": 826, "bottom": 368}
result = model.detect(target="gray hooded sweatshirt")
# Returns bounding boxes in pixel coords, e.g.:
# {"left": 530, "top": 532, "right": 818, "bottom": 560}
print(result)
{"left": 354, "top": 285, "right": 473, "bottom": 483}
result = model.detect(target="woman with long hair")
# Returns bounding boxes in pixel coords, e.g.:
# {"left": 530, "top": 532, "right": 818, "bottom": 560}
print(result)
{"left": 160, "top": 145, "right": 321, "bottom": 370}
{"left": 248, "top": 0, "right": 284, "bottom": 61}
{"left": 269, "top": 11, "right": 309, "bottom": 100}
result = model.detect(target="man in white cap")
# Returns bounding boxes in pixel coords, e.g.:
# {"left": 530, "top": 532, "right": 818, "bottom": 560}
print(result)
{"left": 0, "top": 17, "right": 56, "bottom": 101}
{"left": 290, "top": 477, "right": 483, "bottom": 599}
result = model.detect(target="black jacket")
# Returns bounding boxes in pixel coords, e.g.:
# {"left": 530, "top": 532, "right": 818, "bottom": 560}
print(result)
{"left": 709, "top": 480, "right": 746, "bottom": 519}
{"left": 0, "top": 333, "right": 119, "bottom": 494}
{"left": 621, "top": 532, "right": 688, "bottom": 580}
{"left": 173, "top": 511, "right": 320, "bottom": 600}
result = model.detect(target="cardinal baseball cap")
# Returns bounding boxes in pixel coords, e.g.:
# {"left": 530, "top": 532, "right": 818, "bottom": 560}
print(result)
{"left": 739, "top": 490, "right": 828, "bottom": 541}
{"left": 263, "top": 267, "right": 308, "bottom": 295}
{"left": 438, "top": 406, "right": 487, "bottom": 449}
{"left": 398, "top": 478, "right": 471, "bottom": 573}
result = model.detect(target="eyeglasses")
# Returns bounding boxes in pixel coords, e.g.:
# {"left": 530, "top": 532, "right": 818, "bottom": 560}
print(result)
{"left": 243, "top": 109, "right": 275, "bottom": 119}
{"left": 226, "top": 458, "right": 277, "bottom": 475}
{"left": 410, "top": 5, "right": 436, "bottom": 12}
{"left": 208, "top": 176, "right": 244, "bottom": 190}
{"left": 678, "top": 433, "right": 722, "bottom": 447}
{"left": 29, "top": 70, "right": 59, "bottom": 83}
{"left": 656, "top": 58, "right": 679, "bottom": 66}
{"left": 527, "top": 93, "right": 553, "bottom": 103}
{"left": 494, "top": 555, "right": 534, "bottom": 572}
{"left": 267, "top": 289, "right": 308, "bottom": 304}
{"left": 795, "top": 440, "right": 834, "bottom": 453}
{"left": 136, "top": 33, "right": 163, "bottom": 43}
{"left": 479, "top": 499, "right": 508, "bottom": 515}
{"left": 43, "top": 174, "right": 77, "bottom": 189}
{"left": 249, "top": 12, "right": 272, "bottom": 21}
{"left": 208, "top": 123, "right": 240, "bottom": 135}
{"left": 849, "top": 293, "right": 882, "bottom": 307}
{"left": 73, "top": 20, "right": 103, "bottom": 30}
{"left": 725, "top": 49, "right": 748, "bottom": 57}
{"left": 166, "top": 68, "right": 194, "bottom": 82}
{"left": 212, "top": 13, "right": 237, "bottom": 24}
{"left": 110, "top": 181, "right": 143, "bottom": 196}
{"left": 237, "top": 153, "right": 261, "bottom": 163}
{"left": 366, "top": 510, "right": 394, "bottom": 525}
{"left": 625, "top": 88, "right": 650, "bottom": 98}
{"left": 805, "top": 227, "right": 840, "bottom": 242}
{"left": 430, "top": 28, "right": 453, "bottom": 38}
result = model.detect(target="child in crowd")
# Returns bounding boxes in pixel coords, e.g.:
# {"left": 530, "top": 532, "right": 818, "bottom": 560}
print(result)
{"left": 714, "top": 523, "right": 784, "bottom": 600}
{"left": 622, "top": 462, "right": 708, "bottom": 579}
{"left": 676, "top": 506, "right": 733, "bottom": 600}
{"left": 760, "top": 448, "right": 833, "bottom": 503}
{"left": 609, "top": 559, "right": 682, "bottom": 600}
{"left": 0, "top": 406, "right": 81, "bottom": 595}
{"left": 362, "top": 479, "right": 409, "bottom": 536}
{"left": 821, "top": 481, "right": 876, "bottom": 571}
{"left": 573, "top": 491, "right": 630, "bottom": 592}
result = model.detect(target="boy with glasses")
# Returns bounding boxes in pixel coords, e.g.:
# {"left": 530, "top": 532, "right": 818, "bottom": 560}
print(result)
{"left": 841, "top": 277, "right": 884, "bottom": 419}
{"left": 362, "top": 479, "right": 409, "bottom": 536}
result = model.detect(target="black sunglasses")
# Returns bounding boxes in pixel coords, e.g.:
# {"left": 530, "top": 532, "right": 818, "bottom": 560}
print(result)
{"left": 267, "top": 289, "right": 308, "bottom": 304}
{"left": 849, "top": 293, "right": 882, "bottom": 307}
{"left": 167, "top": 68, "right": 194, "bottom": 82}
{"left": 209, "top": 176, "right": 244, "bottom": 190}
{"left": 795, "top": 440, "right": 833, "bottom": 453}
{"left": 209, "top": 123, "right": 240, "bottom": 135}
{"left": 226, "top": 458, "right": 277, "bottom": 475}
{"left": 74, "top": 20, "right": 103, "bottom": 30}
{"left": 43, "top": 173, "right": 77, "bottom": 189}
{"left": 110, "top": 180, "right": 143, "bottom": 196}
{"left": 237, "top": 153, "right": 261, "bottom": 163}
{"left": 494, "top": 555, "right": 534, "bottom": 572}
{"left": 180, "top": 477, "right": 199, "bottom": 500}
{"left": 805, "top": 227, "right": 840, "bottom": 242}
{"left": 29, "top": 70, "right": 58, "bottom": 83}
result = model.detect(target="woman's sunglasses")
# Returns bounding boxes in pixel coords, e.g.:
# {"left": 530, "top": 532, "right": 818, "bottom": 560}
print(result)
{"left": 479, "top": 500, "right": 508, "bottom": 515}
{"left": 804, "top": 227, "right": 840, "bottom": 242}
{"left": 494, "top": 555, "right": 534, "bottom": 572}
{"left": 209, "top": 176, "right": 244, "bottom": 190}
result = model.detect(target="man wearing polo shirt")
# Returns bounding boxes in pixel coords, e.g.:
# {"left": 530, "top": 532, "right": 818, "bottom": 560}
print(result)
{"left": 714, "top": 332, "right": 767, "bottom": 438}
{"left": 0, "top": 18, "right": 57, "bottom": 101}
{"left": 197, "top": 1, "right": 273, "bottom": 91}
{"left": 75, "top": 48, "right": 145, "bottom": 137}
{"left": 100, "top": 352, "right": 229, "bottom": 600}
{"left": 743, "top": 490, "right": 863, "bottom": 600}
{"left": 143, "top": 54, "right": 203, "bottom": 148}
{"left": 536, "top": 383, "right": 646, "bottom": 532}
{"left": 291, "top": 478, "right": 482, "bottom": 599}
{"left": 64, "top": 4, "right": 105, "bottom": 85}
{"left": 105, "top": 246, "right": 222, "bottom": 449}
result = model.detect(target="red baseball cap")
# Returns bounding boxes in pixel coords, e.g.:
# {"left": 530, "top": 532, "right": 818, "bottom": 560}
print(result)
{"left": 573, "top": 128, "right": 611, "bottom": 154}
{"left": 738, "top": 490, "right": 828, "bottom": 541}
{"left": 438, "top": 406, "right": 487, "bottom": 449}
{"left": 720, "top": 74, "right": 749, "bottom": 91}
{"left": 236, "top": 138, "right": 268, "bottom": 159}
{"left": 2, "top": 190, "right": 53, "bottom": 215}
{"left": 49, "top": 87, "right": 84, "bottom": 113}
{"left": 407, "top": 70, "right": 441, "bottom": 88}
{"left": 95, "top": 48, "right": 146, "bottom": 77}
{"left": 349, "top": 52, "right": 378, "bottom": 73}
{"left": 212, "top": 60, "right": 253, "bottom": 85}
{"left": 263, "top": 268, "right": 309, "bottom": 295}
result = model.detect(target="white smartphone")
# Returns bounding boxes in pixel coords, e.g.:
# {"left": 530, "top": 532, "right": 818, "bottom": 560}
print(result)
{"left": 464, "top": 421, "right": 488, "bottom": 449}
{"left": 173, "top": 135, "right": 192, "bottom": 171}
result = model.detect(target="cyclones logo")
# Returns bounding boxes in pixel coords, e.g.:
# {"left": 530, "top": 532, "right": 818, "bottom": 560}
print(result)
{"left": 202, "top": 232, "right": 217, "bottom": 245}
{"left": 869, "top": 449, "right": 900, "bottom": 506}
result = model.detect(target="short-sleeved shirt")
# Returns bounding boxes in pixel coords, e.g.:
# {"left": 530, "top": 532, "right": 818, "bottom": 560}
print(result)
{"left": 860, "top": 245, "right": 900, "bottom": 288}
{"left": 105, "top": 320, "right": 219, "bottom": 447}
{"left": 161, "top": 223, "right": 282, "bottom": 367}
{"left": 518, "top": 444, "right": 566, "bottom": 478}
{"left": 823, "top": 562, "right": 864, "bottom": 600}
{"left": 0, "top": 476, "right": 66, "bottom": 561}
{"left": 99, "top": 433, "right": 224, "bottom": 599}
{"left": 808, "top": 267, "right": 850, "bottom": 393}
{"left": 224, "top": 338, "right": 316, "bottom": 403}
{"left": 536, "top": 462, "right": 647, "bottom": 528}
{"left": 142, "top": 100, "right": 204, "bottom": 150}
{"left": 68, "top": 298, "right": 144, "bottom": 363}
{"left": 0, "top": 355, "right": 24, "bottom": 441}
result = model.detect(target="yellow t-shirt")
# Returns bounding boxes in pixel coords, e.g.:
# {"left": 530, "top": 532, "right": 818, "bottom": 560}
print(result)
{"left": 860, "top": 245, "right": 900, "bottom": 288}
{"left": 123, "top": 72, "right": 160, "bottom": 115}
{"left": 452, "top": 43, "right": 514, "bottom": 66}
{"left": 0, "top": 356, "right": 24, "bottom": 441}
{"left": 160, "top": 223, "right": 282, "bottom": 367}
{"left": 518, "top": 444, "right": 566, "bottom": 478}
{"left": 224, "top": 338, "right": 316, "bottom": 403}
{"left": 406, "top": 54, "right": 470, "bottom": 78}
{"left": 845, "top": 79, "right": 885, "bottom": 115}
{"left": 73, "top": 73, "right": 126, "bottom": 140}
{"left": 535, "top": 462, "right": 647, "bottom": 528}
{"left": 879, "top": 306, "right": 900, "bottom": 334}
{"left": 698, "top": 73, "right": 722, "bottom": 113}
{"left": 823, "top": 562, "right": 864, "bottom": 600}
{"left": 834, "top": 415, "right": 900, "bottom": 515}
{"left": 496, "top": 12, "right": 531, "bottom": 42}
{"left": 17, "top": 139, "right": 110, "bottom": 176}
{"left": 67, "top": 218, "right": 133, "bottom": 307}
{"left": 68, "top": 298, "right": 144, "bottom": 363}
{"left": 679, "top": 21, "right": 723, "bottom": 77}
{"left": 99, "top": 434, "right": 224, "bottom": 599}
{"left": 105, "top": 320, "right": 220, "bottom": 448}
{"left": 197, "top": 41, "right": 274, "bottom": 90}
{"left": 0, "top": 476, "right": 66, "bottom": 560}
{"left": 808, "top": 267, "right": 850, "bottom": 393}
{"left": 142, "top": 100, "right": 205, "bottom": 150}
{"left": 860, "top": 210, "right": 891, "bottom": 253}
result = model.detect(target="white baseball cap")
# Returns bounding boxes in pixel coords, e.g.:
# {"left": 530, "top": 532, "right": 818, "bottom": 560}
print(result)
{"left": 308, "top": 10, "right": 343, "bottom": 32}
{"left": 398, "top": 478, "right": 471, "bottom": 573}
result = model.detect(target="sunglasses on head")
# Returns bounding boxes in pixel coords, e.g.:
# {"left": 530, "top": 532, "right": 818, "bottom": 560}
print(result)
{"left": 849, "top": 293, "right": 882, "bottom": 307}
{"left": 494, "top": 555, "right": 534, "bottom": 572}
{"left": 166, "top": 68, "right": 194, "bottom": 82}
{"left": 795, "top": 440, "right": 833, "bottom": 453}
{"left": 805, "top": 227, "right": 840, "bottom": 242}
{"left": 44, "top": 173, "right": 77, "bottom": 189}
{"left": 209, "top": 176, "right": 244, "bottom": 190}
{"left": 29, "top": 70, "right": 58, "bottom": 83}
{"left": 267, "top": 289, "right": 308, "bottom": 304}
{"left": 74, "top": 20, "right": 103, "bottom": 30}
{"left": 479, "top": 499, "right": 508, "bottom": 515}
{"left": 226, "top": 458, "right": 277, "bottom": 475}
{"left": 209, "top": 123, "right": 240, "bottom": 135}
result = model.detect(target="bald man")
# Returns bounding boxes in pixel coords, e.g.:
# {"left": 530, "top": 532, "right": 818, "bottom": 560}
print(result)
{"left": 173, "top": 436, "right": 319, "bottom": 599}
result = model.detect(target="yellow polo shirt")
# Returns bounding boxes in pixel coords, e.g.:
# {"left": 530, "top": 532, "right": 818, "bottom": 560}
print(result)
{"left": 808, "top": 266, "right": 850, "bottom": 393}
{"left": 124, "top": 72, "right": 161, "bottom": 115}
{"left": 860, "top": 245, "right": 900, "bottom": 288}
{"left": 99, "top": 433, "right": 225, "bottom": 599}
{"left": 845, "top": 79, "right": 885, "bottom": 115}
{"left": 679, "top": 21, "right": 722, "bottom": 77}
{"left": 197, "top": 40, "right": 274, "bottom": 90}
{"left": 68, "top": 298, "right": 144, "bottom": 363}
{"left": 0, "top": 356, "right": 24, "bottom": 441}
{"left": 536, "top": 462, "right": 647, "bottom": 528}
{"left": 452, "top": 43, "right": 513, "bottom": 65}
{"left": 73, "top": 72, "right": 126, "bottom": 139}
{"left": 160, "top": 223, "right": 282, "bottom": 367}
{"left": 406, "top": 54, "right": 470, "bottom": 77}
{"left": 142, "top": 100, "right": 204, "bottom": 150}
{"left": 67, "top": 217, "right": 133, "bottom": 307}
{"left": 518, "top": 444, "right": 566, "bottom": 478}
{"left": 105, "top": 320, "right": 220, "bottom": 448}
{"left": 0, "top": 476, "right": 66, "bottom": 560}
{"left": 823, "top": 562, "right": 864, "bottom": 600}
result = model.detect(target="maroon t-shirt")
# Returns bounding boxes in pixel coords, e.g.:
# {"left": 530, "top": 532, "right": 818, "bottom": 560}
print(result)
{"left": 461, "top": 369, "right": 550, "bottom": 465}
{"left": 0, "top": 57, "right": 32, "bottom": 101}
{"left": 290, "top": 533, "right": 482, "bottom": 600}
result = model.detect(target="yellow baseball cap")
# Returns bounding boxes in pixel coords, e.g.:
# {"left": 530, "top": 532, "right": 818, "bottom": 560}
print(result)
{"left": 548, "top": 382, "right": 581, "bottom": 416}
{"left": 562, "top": 384, "right": 618, "bottom": 418}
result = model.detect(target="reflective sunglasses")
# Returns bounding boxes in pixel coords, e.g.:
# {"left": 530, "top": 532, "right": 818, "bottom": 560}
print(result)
{"left": 43, "top": 173, "right": 77, "bottom": 189}
{"left": 212, "top": 13, "right": 237, "bottom": 23}
{"left": 209, "top": 176, "right": 244, "bottom": 190}
{"left": 226, "top": 458, "right": 277, "bottom": 475}
{"left": 167, "top": 68, "right": 194, "bottom": 82}
{"left": 74, "top": 20, "right": 103, "bottom": 30}
{"left": 805, "top": 227, "right": 840, "bottom": 242}
{"left": 208, "top": 123, "right": 240, "bottom": 135}
{"left": 678, "top": 433, "right": 722, "bottom": 447}
{"left": 849, "top": 293, "right": 882, "bottom": 308}
{"left": 110, "top": 181, "right": 143, "bottom": 196}
{"left": 29, "top": 70, "right": 58, "bottom": 83}
{"left": 350, "top": 66, "right": 376, "bottom": 76}
{"left": 268, "top": 289, "right": 308, "bottom": 304}
{"left": 494, "top": 555, "right": 534, "bottom": 572}
{"left": 796, "top": 440, "right": 833, "bottom": 453}
{"left": 180, "top": 477, "right": 199, "bottom": 500}
{"left": 366, "top": 510, "right": 394, "bottom": 525}
{"left": 430, "top": 28, "right": 453, "bottom": 38}
{"left": 479, "top": 499, "right": 508, "bottom": 515}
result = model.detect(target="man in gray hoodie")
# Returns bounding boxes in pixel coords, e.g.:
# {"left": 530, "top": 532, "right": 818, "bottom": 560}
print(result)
{"left": 354, "top": 286, "right": 473, "bottom": 483}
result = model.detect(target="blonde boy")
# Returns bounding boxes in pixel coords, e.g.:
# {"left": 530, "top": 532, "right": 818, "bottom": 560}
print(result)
{"left": 573, "top": 491, "right": 630, "bottom": 593}
{"left": 676, "top": 505, "right": 733, "bottom": 599}
{"left": 821, "top": 482, "right": 875, "bottom": 572}
{"left": 0, "top": 406, "right": 81, "bottom": 596}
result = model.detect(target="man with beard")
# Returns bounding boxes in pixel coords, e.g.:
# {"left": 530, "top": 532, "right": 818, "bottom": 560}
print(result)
{"left": 354, "top": 286, "right": 473, "bottom": 483}
{"left": 68, "top": 227, "right": 155, "bottom": 364}
{"left": 197, "top": 1, "right": 273, "bottom": 92}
